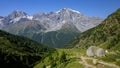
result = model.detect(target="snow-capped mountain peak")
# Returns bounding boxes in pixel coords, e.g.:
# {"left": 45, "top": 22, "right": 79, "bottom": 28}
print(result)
{"left": 1, "top": 10, "right": 33, "bottom": 25}
{"left": 8, "top": 10, "right": 28, "bottom": 19}
{"left": 56, "top": 8, "right": 81, "bottom": 14}
{"left": 26, "top": 15, "right": 33, "bottom": 20}
{"left": 0, "top": 8, "right": 103, "bottom": 32}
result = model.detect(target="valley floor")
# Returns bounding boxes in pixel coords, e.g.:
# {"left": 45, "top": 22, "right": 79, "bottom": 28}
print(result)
{"left": 34, "top": 48, "right": 120, "bottom": 68}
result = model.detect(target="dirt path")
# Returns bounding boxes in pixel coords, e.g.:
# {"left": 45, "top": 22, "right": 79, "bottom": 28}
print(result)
{"left": 82, "top": 57, "right": 120, "bottom": 68}
{"left": 99, "top": 61, "right": 120, "bottom": 68}
{"left": 46, "top": 65, "right": 51, "bottom": 68}
{"left": 79, "top": 56, "right": 96, "bottom": 68}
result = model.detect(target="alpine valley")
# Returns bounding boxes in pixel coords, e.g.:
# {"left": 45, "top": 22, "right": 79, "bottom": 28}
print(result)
{"left": 0, "top": 8, "right": 103, "bottom": 48}
{"left": 0, "top": 8, "right": 120, "bottom": 68}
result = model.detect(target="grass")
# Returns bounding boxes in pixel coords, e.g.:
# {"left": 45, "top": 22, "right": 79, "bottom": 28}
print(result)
{"left": 65, "top": 60, "right": 84, "bottom": 68}
{"left": 34, "top": 47, "right": 120, "bottom": 68}
{"left": 34, "top": 48, "right": 86, "bottom": 68}
{"left": 85, "top": 59, "right": 113, "bottom": 68}
{"left": 96, "top": 63, "right": 113, "bottom": 68}
{"left": 86, "top": 59, "right": 94, "bottom": 65}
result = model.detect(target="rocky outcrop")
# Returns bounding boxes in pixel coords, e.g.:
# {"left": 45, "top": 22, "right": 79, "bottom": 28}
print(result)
{"left": 86, "top": 46, "right": 105, "bottom": 57}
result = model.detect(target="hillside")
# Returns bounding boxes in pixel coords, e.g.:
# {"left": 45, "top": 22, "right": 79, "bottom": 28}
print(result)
{"left": 0, "top": 30, "right": 53, "bottom": 68}
{"left": 65, "top": 8, "right": 120, "bottom": 51}
{"left": 34, "top": 48, "right": 120, "bottom": 68}
{"left": 3, "top": 20, "right": 80, "bottom": 48}
{"left": 32, "top": 22, "right": 80, "bottom": 48}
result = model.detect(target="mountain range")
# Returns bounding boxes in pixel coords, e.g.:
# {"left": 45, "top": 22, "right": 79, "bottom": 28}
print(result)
{"left": 0, "top": 8, "right": 103, "bottom": 48}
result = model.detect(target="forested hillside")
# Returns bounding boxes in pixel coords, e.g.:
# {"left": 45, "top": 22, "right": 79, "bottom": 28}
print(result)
{"left": 0, "top": 30, "right": 54, "bottom": 68}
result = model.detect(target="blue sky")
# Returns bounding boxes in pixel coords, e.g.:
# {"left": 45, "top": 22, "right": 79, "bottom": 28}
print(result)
{"left": 0, "top": 0, "right": 120, "bottom": 18}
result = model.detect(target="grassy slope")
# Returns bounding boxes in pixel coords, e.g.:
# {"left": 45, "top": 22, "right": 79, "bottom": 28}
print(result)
{"left": 34, "top": 48, "right": 120, "bottom": 68}
{"left": 34, "top": 48, "right": 85, "bottom": 68}
{"left": 0, "top": 30, "right": 53, "bottom": 68}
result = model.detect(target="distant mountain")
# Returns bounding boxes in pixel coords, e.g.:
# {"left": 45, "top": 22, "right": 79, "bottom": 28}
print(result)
{"left": 32, "top": 22, "right": 80, "bottom": 48}
{"left": 0, "top": 16, "right": 3, "bottom": 18}
{"left": 2, "top": 10, "right": 33, "bottom": 25}
{"left": 0, "top": 16, "right": 4, "bottom": 26}
{"left": 65, "top": 8, "right": 120, "bottom": 51}
{"left": 0, "top": 30, "right": 53, "bottom": 68}
{"left": 33, "top": 8, "right": 103, "bottom": 32}
{"left": 0, "top": 8, "right": 103, "bottom": 48}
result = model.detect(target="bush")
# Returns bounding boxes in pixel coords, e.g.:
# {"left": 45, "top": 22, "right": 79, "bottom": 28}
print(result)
{"left": 60, "top": 52, "right": 67, "bottom": 63}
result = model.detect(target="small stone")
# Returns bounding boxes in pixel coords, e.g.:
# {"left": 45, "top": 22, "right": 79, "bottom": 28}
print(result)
{"left": 93, "top": 59, "right": 97, "bottom": 65}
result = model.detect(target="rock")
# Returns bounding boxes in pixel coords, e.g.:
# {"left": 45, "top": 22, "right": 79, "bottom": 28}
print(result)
{"left": 93, "top": 59, "right": 97, "bottom": 65}
{"left": 96, "top": 48, "right": 105, "bottom": 57}
{"left": 84, "top": 66, "right": 89, "bottom": 68}
{"left": 86, "top": 46, "right": 97, "bottom": 56}
{"left": 46, "top": 65, "right": 51, "bottom": 68}
{"left": 86, "top": 46, "right": 105, "bottom": 57}
{"left": 105, "top": 50, "right": 108, "bottom": 53}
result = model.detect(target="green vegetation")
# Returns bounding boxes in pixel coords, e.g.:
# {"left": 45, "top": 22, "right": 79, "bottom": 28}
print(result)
{"left": 1, "top": 29, "right": 83, "bottom": 68}
{"left": 99, "top": 52, "right": 120, "bottom": 66}
{"left": 34, "top": 48, "right": 85, "bottom": 68}
{"left": 0, "top": 30, "right": 54, "bottom": 68}
{"left": 33, "top": 30, "right": 79, "bottom": 48}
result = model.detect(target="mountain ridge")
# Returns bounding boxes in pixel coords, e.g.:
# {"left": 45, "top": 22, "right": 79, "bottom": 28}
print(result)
{"left": 0, "top": 8, "right": 103, "bottom": 32}
{"left": 0, "top": 8, "right": 103, "bottom": 48}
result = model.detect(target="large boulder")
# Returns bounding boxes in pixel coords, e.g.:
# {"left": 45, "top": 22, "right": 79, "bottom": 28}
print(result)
{"left": 96, "top": 48, "right": 105, "bottom": 57}
{"left": 86, "top": 46, "right": 97, "bottom": 56}
{"left": 86, "top": 46, "right": 105, "bottom": 57}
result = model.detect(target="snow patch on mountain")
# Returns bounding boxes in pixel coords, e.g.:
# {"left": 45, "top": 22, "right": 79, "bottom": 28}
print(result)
{"left": 56, "top": 8, "right": 80, "bottom": 14}
{"left": 27, "top": 16, "right": 33, "bottom": 20}
{"left": 0, "top": 18, "right": 4, "bottom": 26}
{"left": 66, "top": 8, "right": 81, "bottom": 14}
{"left": 0, "top": 19, "right": 2, "bottom": 23}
